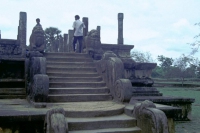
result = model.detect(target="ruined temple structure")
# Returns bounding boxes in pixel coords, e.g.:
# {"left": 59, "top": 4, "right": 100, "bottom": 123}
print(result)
{"left": 0, "top": 12, "right": 195, "bottom": 133}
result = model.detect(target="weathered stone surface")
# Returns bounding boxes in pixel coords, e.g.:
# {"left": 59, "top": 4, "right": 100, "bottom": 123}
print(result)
{"left": 67, "top": 30, "right": 74, "bottom": 52}
{"left": 118, "top": 13, "right": 124, "bottom": 45}
{"left": 132, "top": 100, "right": 169, "bottom": 133}
{"left": 130, "top": 78, "right": 154, "bottom": 87}
{"left": 101, "top": 44, "right": 134, "bottom": 58}
{"left": 130, "top": 96, "right": 194, "bottom": 120}
{"left": 114, "top": 79, "right": 132, "bottom": 102}
{"left": 31, "top": 74, "right": 49, "bottom": 102}
{"left": 58, "top": 35, "right": 64, "bottom": 52}
{"left": 30, "top": 57, "right": 46, "bottom": 79}
{"left": 82, "top": 17, "right": 88, "bottom": 37}
{"left": 29, "top": 18, "right": 45, "bottom": 53}
{"left": 0, "top": 39, "right": 22, "bottom": 57}
{"left": 63, "top": 34, "right": 68, "bottom": 52}
{"left": 96, "top": 51, "right": 124, "bottom": 97}
{"left": 45, "top": 107, "right": 68, "bottom": 133}
{"left": 96, "top": 26, "right": 101, "bottom": 39}
{"left": 18, "top": 12, "right": 27, "bottom": 57}
{"left": 84, "top": 29, "right": 103, "bottom": 60}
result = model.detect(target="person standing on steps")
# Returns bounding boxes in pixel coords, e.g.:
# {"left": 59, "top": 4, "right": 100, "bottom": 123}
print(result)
{"left": 72, "top": 15, "right": 85, "bottom": 53}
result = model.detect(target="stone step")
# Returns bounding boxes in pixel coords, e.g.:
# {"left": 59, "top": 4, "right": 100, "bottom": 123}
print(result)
{"left": 0, "top": 79, "right": 25, "bottom": 82}
{"left": 47, "top": 62, "right": 95, "bottom": 68}
{"left": 132, "top": 90, "right": 160, "bottom": 93}
{"left": 69, "top": 127, "right": 141, "bottom": 133}
{"left": 48, "top": 94, "right": 112, "bottom": 102}
{"left": 47, "top": 72, "right": 99, "bottom": 78}
{"left": 48, "top": 101, "right": 125, "bottom": 118}
{"left": 49, "top": 82, "right": 106, "bottom": 88}
{"left": 44, "top": 52, "right": 90, "bottom": 58}
{"left": 49, "top": 87, "right": 109, "bottom": 94}
{"left": 46, "top": 57, "right": 93, "bottom": 63}
{"left": 0, "top": 95, "right": 26, "bottom": 99}
{"left": 131, "top": 93, "right": 163, "bottom": 96}
{"left": 49, "top": 77, "right": 103, "bottom": 82}
{"left": 47, "top": 67, "right": 97, "bottom": 73}
{"left": 0, "top": 82, "right": 25, "bottom": 88}
{"left": 67, "top": 114, "right": 137, "bottom": 131}
{"left": 0, "top": 88, "right": 25, "bottom": 95}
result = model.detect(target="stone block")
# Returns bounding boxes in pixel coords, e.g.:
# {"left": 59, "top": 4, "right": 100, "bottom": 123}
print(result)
{"left": 44, "top": 107, "right": 68, "bottom": 133}
{"left": 132, "top": 100, "right": 169, "bottom": 133}
{"left": 31, "top": 74, "right": 49, "bottom": 102}
{"left": 30, "top": 57, "right": 46, "bottom": 80}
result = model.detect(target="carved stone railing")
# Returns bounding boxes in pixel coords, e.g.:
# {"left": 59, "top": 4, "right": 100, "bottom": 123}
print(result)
{"left": 132, "top": 100, "right": 170, "bottom": 133}
{"left": 0, "top": 12, "right": 26, "bottom": 59}
{"left": 44, "top": 107, "right": 68, "bottom": 133}
{"left": 26, "top": 18, "right": 49, "bottom": 107}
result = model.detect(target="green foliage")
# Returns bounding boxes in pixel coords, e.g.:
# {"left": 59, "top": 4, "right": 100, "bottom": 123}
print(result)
{"left": 189, "top": 22, "right": 200, "bottom": 55}
{"left": 44, "top": 27, "right": 62, "bottom": 52}
{"left": 152, "top": 66, "right": 164, "bottom": 78}
{"left": 157, "top": 55, "right": 173, "bottom": 69}
{"left": 131, "top": 50, "right": 154, "bottom": 63}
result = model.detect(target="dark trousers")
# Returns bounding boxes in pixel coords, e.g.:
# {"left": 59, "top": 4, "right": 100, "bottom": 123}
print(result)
{"left": 73, "top": 36, "right": 83, "bottom": 53}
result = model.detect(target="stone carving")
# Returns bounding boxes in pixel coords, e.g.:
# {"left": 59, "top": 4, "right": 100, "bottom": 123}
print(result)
{"left": 133, "top": 100, "right": 169, "bottom": 133}
{"left": 29, "top": 18, "right": 45, "bottom": 53}
{"left": 95, "top": 51, "right": 124, "bottom": 97}
{"left": 26, "top": 52, "right": 49, "bottom": 103}
{"left": 0, "top": 43, "right": 22, "bottom": 55}
{"left": 118, "top": 13, "right": 124, "bottom": 44}
{"left": 84, "top": 29, "right": 103, "bottom": 60}
{"left": 31, "top": 74, "right": 49, "bottom": 102}
{"left": 114, "top": 79, "right": 132, "bottom": 102}
{"left": 44, "top": 107, "right": 68, "bottom": 133}
{"left": 123, "top": 60, "right": 157, "bottom": 87}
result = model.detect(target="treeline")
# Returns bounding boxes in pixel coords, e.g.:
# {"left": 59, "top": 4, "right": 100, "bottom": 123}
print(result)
{"left": 131, "top": 51, "right": 200, "bottom": 80}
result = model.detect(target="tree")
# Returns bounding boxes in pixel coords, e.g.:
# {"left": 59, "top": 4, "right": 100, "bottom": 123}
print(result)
{"left": 156, "top": 55, "right": 174, "bottom": 78}
{"left": 131, "top": 50, "right": 155, "bottom": 63}
{"left": 44, "top": 27, "right": 62, "bottom": 52}
{"left": 189, "top": 22, "right": 200, "bottom": 55}
{"left": 157, "top": 55, "right": 173, "bottom": 70}
{"left": 173, "top": 54, "right": 193, "bottom": 86}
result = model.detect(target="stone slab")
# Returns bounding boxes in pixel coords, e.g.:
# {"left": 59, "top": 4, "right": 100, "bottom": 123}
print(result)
{"left": 68, "top": 127, "right": 141, "bottom": 133}
{"left": 125, "top": 102, "right": 181, "bottom": 118}
{"left": 130, "top": 96, "right": 195, "bottom": 103}
{"left": 0, "top": 99, "right": 125, "bottom": 121}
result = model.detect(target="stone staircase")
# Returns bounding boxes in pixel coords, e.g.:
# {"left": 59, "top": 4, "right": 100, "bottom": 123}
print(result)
{"left": 45, "top": 52, "right": 112, "bottom": 102}
{"left": 0, "top": 60, "right": 26, "bottom": 99}
{"left": 44, "top": 52, "right": 141, "bottom": 133}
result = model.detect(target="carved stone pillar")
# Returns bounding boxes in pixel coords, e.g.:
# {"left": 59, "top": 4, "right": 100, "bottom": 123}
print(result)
{"left": 63, "top": 34, "right": 68, "bottom": 52}
{"left": 96, "top": 26, "right": 101, "bottom": 39}
{"left": 82, "top": 17, "right": 88, "bottom": 37}
{"left": 18, "top": 12, "right": 27, "bottom": 56}
{"left": 67, "top": 30, "right": 74, "bottom": 52}
{"left": 118, "top": 13, "right": 124, "bottom": 45}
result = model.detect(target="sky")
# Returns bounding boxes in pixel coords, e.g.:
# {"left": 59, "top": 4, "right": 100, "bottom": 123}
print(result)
{"left": 0, "top": 0, "right": 200, "bottom": 61}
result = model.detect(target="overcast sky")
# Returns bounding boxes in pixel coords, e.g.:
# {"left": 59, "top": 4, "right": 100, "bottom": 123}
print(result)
{"left": 0, "top": 0, "right": 200, "bottom": 60}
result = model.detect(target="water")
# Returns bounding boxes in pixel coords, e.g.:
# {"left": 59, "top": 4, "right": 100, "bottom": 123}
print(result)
{"left": 157, "top": 87, "right": 200, "bottom": 133}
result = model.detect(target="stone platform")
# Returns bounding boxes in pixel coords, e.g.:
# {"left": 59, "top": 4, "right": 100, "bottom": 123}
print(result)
{"left": 0, "top": 99, "right": 142, "bottom": 133}
{"left": 0, "top": 99, "right": 125, "bottom": 121}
